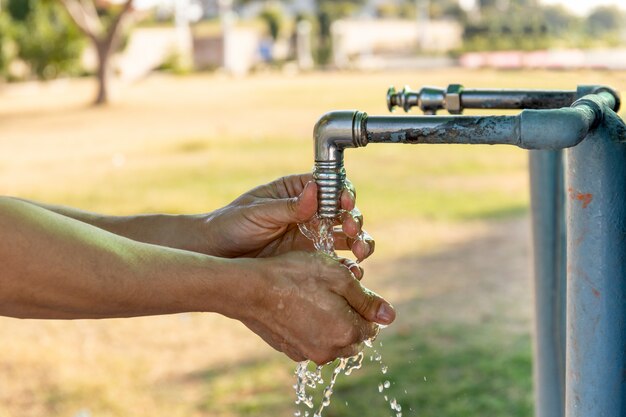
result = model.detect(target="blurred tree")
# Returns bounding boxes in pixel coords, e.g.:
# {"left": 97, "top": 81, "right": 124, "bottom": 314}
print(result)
{"left": 259, "top": 4, "right": 283, "bottom": 40}
{"left": 543, "top": 4, "right": 579, "bottom": 36}
{"left": 59, "top": 0, "right": 134, "bottom": 105}
{"left": 13, "top": 1, "right": 85, "bottom": 80}
{"left": 429, "top": 0, "right": 466, "bottom": 21}
{"left": 0, "top": 11, "right": 16, "bottom": 80}
{"left": 586, "top": 5, "right": 623, "bottom": 37}
{"left": 314, "top": 0, "right": 363, "bottom": 65}
{"left": 463, "top": 0, "right": 551, "bottom": 51}
{"left": 6, "top": 0, "right": 33, "bottom": 21}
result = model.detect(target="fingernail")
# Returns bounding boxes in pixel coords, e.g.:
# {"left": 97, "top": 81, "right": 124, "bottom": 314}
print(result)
{"left": 376, "top": 303, "right": 395, "bottom": 324}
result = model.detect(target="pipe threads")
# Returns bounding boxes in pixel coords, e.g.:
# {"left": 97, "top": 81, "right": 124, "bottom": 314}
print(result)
{"left": 314, "top": 161, "right": 345, "bottom": 219}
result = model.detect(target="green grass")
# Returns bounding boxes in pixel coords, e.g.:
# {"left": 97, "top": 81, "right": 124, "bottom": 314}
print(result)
{"left": 194, "top": 323, "right": 533, "bottom": 417}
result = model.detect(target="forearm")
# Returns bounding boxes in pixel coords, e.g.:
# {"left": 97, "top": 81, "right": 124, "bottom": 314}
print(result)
{"left": 10, "top": 198, "right": 209, "bottom": 254}
{"left": 0, "top": 197, "right": 256, "bottom": 320}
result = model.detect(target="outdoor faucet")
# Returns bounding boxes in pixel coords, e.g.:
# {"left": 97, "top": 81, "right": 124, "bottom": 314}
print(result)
{"left": 313, "top": 88, "right": 620, "bottom": 219}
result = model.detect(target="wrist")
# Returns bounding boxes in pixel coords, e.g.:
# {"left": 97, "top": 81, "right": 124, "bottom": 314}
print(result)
{"left": 187, "top": 256, "right": 268, "bottom": 320}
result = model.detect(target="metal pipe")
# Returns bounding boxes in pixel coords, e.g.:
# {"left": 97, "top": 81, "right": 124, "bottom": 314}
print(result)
{"left": 565, "top": 108, "right": 626, "bottom": 417}
{"left": 529, "top": 150, "right": 567, "bottom": 417}
{"left": 313, "top": 94, "right": 609, "bottom": 219}
{"left": 386, "top": 84, "right": 619, "bottom": 115}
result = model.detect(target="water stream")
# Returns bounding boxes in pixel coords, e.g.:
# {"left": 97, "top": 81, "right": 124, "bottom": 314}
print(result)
{"left": 296, "top": 214, "right": 403, "bottom": 417}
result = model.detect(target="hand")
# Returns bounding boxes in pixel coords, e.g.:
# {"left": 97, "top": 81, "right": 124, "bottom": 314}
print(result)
{"left": 240, "top": 251, "right": 395, "bottom": 365}
{"left": 202, "top": 174, "right": 375, "bottom": 261}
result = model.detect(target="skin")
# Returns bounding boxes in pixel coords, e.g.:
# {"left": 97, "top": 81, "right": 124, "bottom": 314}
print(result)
{"left": 1, "top": 174, "right": 395, "bottom": 365}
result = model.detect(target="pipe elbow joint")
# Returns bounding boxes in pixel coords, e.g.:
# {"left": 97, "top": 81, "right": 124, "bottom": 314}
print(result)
{"left": 312, "top": 110, "right": 367, "bottom": 219}
{"left": 520, "top": 109, "right": 592, "bottom": 150}
{"left": 314, "top": 110, "right": 368, "bottom": 162}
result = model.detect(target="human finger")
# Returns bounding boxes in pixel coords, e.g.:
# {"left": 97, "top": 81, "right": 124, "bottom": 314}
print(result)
{"left": 339, "top": 279, "right": 395, "bottom": 326}
{"left": 340, "top": 208, "right": 363, "bottom": 239}
{"left": 340, "top": 187, "right": 356, "bottom": 212}
{"left": 331, "top": 230, "right": 374, "bottom": 262}
{"left": 258, "top": 181, "right": 318, "bottom": 225}
{"left": 353, "top": 230, "right": 375, "bottom": 262}
{"left": 254, "top": 173, "right": 314, "bottom": 199}
{"left": 339, "top": 257, "right": 364, "bottom": 280}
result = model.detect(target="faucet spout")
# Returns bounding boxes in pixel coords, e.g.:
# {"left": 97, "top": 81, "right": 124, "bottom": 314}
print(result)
{"left": 313, "top": 111, "right": 368, "bottom": 219}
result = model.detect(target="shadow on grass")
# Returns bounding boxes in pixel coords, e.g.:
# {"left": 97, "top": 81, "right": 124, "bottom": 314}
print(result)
{"left": 328, "top": 324, "right": 532, "bottom": 417}
{"left": 181, "top": 323, "right": 532, "bottom": 417}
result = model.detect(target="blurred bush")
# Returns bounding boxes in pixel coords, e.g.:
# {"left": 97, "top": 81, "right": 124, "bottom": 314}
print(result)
{"left": 461, "top": 1, "right": 626, "bottom": 52}
{"left": 2, "top": 0, "right": 85, "bottom": 81}
{"left": 0, "top": 12, "right": 17, "bottom": 80}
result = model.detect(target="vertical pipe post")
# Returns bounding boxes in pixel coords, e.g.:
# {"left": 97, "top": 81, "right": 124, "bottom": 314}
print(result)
{"left": 529, "top": 150, "right": 567, "bottom": 417}
{"left": 565, "top": 111, "right": 626, "bottom": 417}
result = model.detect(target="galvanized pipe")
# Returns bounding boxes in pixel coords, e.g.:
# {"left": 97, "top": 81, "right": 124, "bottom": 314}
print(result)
{"left": 386, "top": 84, "right": 618, "bottom": 115}
{"left": 529, "top": 150, "right": 567, "bottom": 417}
{"left": 313, "top": 96, "right": 608, "bottom": 218}
{"left": 461, "top": 90, "right": 578, "bottom": 110}
{"left": 565, "top": 108, "right": 626, "bottom": 417}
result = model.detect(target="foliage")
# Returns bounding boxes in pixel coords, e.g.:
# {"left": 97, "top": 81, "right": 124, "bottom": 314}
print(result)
{"left": 0, "top": 11, "right": 17, "bottom": 79}
{"left": 6, "top": 0, "right": 33, "bottom": 21}
{"left": 463, "top": 0, "right": 550, "bottom": 51}
{"left": 313, "top": 0, "right": 364, "bottom": 66}
{"left": 12, "top": 1, "right": 85, "bottom": 80}
{"left": 586, "top": 5, "right": 624, "bottom": 37}
{"left": 259, "top": 5, "right": 283, "bottom": 41}
{"left": 462, "top": 0, "right": 625, "bottom": 52}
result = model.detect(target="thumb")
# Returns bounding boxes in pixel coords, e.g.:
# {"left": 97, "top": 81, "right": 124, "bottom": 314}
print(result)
{"left": 260, "top": 181, "right": 318, "bottom": 225}
{"left": 342, "top": 278, "right": 396, "bottom": 325}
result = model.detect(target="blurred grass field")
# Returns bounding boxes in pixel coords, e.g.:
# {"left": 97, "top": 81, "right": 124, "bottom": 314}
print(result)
{"left": 0, "top": 68, "right": 625, "bottom": 417}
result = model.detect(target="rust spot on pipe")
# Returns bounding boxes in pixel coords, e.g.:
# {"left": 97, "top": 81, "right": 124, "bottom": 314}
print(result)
{"left": 592, "top": 288, "right": 601, "bottom": 298}
{"left": 568, "top": 187, "right": 593, "bottom": 208}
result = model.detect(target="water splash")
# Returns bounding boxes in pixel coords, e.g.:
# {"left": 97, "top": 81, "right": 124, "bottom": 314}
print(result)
{"left": 295, "top": 213, "right": 402, "bottom": 417}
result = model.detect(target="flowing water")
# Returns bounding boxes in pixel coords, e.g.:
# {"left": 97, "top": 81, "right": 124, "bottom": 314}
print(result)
{"left": 296, "top": 214, "right": 403, "bottom": 417}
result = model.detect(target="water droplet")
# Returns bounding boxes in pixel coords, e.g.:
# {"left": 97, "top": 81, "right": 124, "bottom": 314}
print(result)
{"left": 295, "top": 411, "right": 301, "bottom": 417}
{"left": 381, "top": 365, "right": 388, "bottom": 374}
{"left": 384, "top": 395, "right": 388, "bottom": 401}
{"left": 384, "top": 380, "right": 391, "bottom": 389}
{"left": 423, "top": 376, "right": 427, "bottom": 382}
{"left": 378, "top": 383, "right": 384, "bottom": 393}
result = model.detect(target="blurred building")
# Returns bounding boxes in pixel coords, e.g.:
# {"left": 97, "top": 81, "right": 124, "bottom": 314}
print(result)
{"left": 332, "top": 18, "right": 462, "bottom": 69}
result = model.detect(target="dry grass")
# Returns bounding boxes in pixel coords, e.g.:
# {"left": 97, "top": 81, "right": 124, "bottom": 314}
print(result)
{"left": 0, "top": 68, "right": 625, "bottom": 417}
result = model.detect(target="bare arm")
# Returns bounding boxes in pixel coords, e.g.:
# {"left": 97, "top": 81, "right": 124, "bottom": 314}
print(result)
{"left": 9, "top": 197, "right": 208, "bottom": 254}
{"left": 0, "top": 197, "right": 394, "bottom": 363}
{"left": 11, "top": 174, "right": 375, "bottom": 261}
{"left": 0, "top": 197, "right": 244, "bottom": 319}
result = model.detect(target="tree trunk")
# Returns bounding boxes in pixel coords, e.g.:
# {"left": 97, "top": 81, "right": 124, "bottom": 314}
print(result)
{"left": 94, "top": 42, "right": 110, "bottom": 106}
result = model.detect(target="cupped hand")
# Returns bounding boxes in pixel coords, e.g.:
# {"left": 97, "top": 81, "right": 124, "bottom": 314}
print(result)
{"left": 240, "top": 251, "right": 395, "bottom": 365}
{"left": 202, "top": 174, "right": 375, "bottom": 261}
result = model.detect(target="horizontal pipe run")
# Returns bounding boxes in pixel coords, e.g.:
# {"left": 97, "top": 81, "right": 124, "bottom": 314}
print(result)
{"left": 461, "top": 90, "right": 578, "bottom": 110}
{"left": 364, "top": 105, "right": 595, "bottom": 150}
{"left": 313, "top": 92, "right": 613, "bottom": 218}
{"left": 387, "top": 84, "right": 620, "bottom": 114}
{"left": 364, "top": 115, "right": 519, "bottom": 145}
